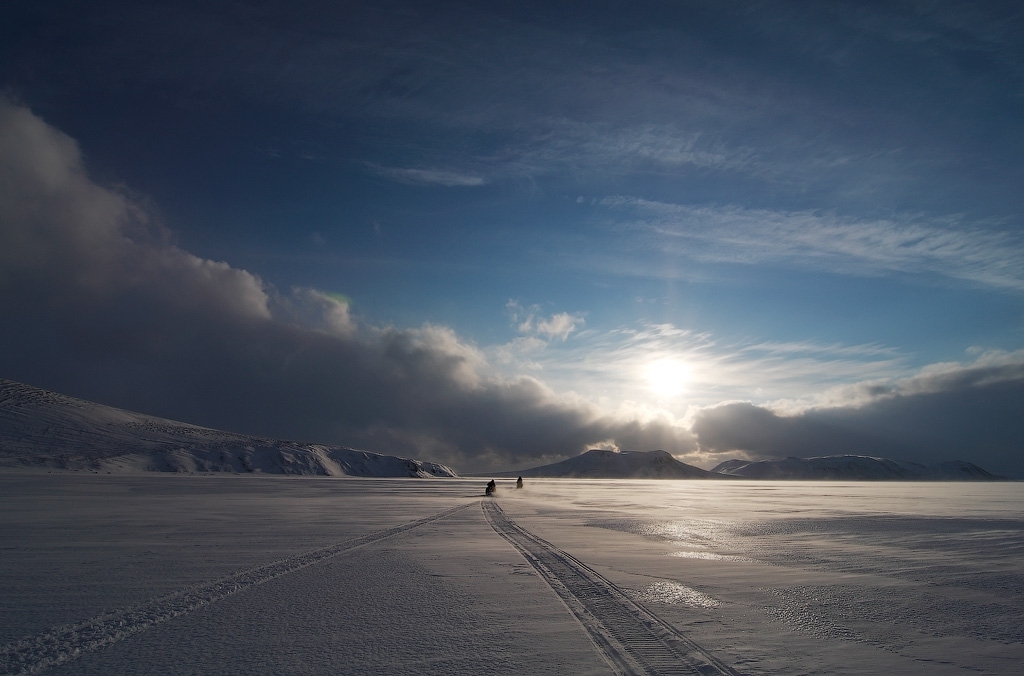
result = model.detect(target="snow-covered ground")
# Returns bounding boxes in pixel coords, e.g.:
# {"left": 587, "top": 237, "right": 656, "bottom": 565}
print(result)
{"left": 0, "top": 380, "right": 456, "bottom": 478}
{"left": 1, "top": 475, "right": 1021, "bottom": 675}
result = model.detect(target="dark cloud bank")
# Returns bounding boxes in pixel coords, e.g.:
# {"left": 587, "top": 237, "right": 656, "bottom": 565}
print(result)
{"left": 2, "top": 100, "right": 1023, "bottom": 476}
{"left": 0, "top": 100, "right": 689, "bottom": 472}
{"left": 692, "top": 362, "right": 1024, "bottom": 478}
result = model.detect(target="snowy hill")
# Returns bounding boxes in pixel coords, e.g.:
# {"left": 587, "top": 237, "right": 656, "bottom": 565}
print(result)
{"left": 0, "top": 379, "right": 457, "bottom": 477}
{"left": 711, "top": 455, "right": 1004, "bottom": 480}
{"left": 505, "top": 449, "right": 717, "bottom": 479}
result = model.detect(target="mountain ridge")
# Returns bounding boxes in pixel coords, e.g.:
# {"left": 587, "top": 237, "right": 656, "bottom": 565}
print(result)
{"left": 494, "top": 449, "right": 1006, "bottom": 481}
{"left": 496, "top": 448, "right": 718, "bottom": 479}
{"left": 0, "top": 379, "right": 456, "bottom": 477}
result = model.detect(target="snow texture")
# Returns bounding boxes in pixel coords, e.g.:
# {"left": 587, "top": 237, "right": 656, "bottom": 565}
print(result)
{"left": 1, "top": 476, "right": 1021, "bottom": 675}
{"left": 0, "top": 379, "right": 456, "bottom": 477}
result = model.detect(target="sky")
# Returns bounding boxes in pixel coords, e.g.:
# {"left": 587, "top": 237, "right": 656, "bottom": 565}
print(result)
{"left": 2, "top": 0, "right": 1024, "bottom": 476}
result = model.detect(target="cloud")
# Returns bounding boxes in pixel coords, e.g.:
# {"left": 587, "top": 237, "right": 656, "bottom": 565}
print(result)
{"left": 365, "top": 163, "right": 486, "bottom": 187}
{"left": 502, "top": 323, "right": 910, "bottom": 412}
{"left": 13, "top": 0, "right": 1022, "bottom": 222}
{"left": 507, "top": 301, "right": 584, "bottom": 342}
{"left": 274, "top": 288, "right": 356, "bottom": 337}
{"left": 0, "top": 99, "right": 271, "bottom": 321}
{"left": 499, "top": 121, "right": 760, "bottom": 179}
{"left": 0, "top": 99, "right": 691, "bottom": 472}
{"left": 533, "top": 313, "right": 582, "bottom": 341}
{"left": 4, "top": 99, "right": 1020, "bottom": 476}
{"left": 600, "top": 198, "right": 1024, "bottom": 290}
{"left": 690, "top": 351, "right": 1024, "bottom": 477}
{"left": 0, "top": 2, "right": 884, "bottom": 189}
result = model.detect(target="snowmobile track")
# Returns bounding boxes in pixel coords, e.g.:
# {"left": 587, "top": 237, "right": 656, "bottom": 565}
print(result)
{"left": 483, "top": 500, "right": 740, "bottom": 676}
{"left": 0, "top": 502, "right": 474, "bottom": 676}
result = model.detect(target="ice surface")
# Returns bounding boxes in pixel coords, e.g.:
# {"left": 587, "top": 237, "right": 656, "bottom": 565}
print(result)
{"left": 1, "top": 476, "right": 1021, "bottom": 675}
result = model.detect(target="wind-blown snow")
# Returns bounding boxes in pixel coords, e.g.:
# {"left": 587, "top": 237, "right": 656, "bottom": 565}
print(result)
{"left": 0, "top": 379, "right": 456, "bottom": 477}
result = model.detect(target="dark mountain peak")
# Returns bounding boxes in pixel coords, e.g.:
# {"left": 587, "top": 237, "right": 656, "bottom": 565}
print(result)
{"left": 512, "top": 448, "right": 714, "bottom": 479}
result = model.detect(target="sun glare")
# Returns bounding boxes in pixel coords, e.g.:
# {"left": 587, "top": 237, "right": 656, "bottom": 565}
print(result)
{"left": 644, "top": 358, "right": 690, "bottom": 399}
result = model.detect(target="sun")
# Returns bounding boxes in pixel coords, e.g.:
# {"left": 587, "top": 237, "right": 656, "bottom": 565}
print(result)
{"left": 644, "top": 358, "right": 690, "bottom": 399}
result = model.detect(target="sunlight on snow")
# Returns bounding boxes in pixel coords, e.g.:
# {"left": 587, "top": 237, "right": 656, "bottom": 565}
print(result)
{"left": 633, "top": 581, "right": 722, "bottom": 608}
{"left": 669, "top": 551, "right": 756, "bottom": 563}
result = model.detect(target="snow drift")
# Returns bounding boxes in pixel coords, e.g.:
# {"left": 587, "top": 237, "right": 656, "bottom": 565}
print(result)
{"left": 0, "top": 379, "right": 456, "bottom": 477}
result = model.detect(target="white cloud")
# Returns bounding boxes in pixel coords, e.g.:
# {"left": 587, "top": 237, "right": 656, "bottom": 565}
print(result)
{"left": 507, "top": 301, "right": 584, "bottom": 342}
{"left": 365, "top": 163, "right": 486, "bottom": 187}
{"left": 524, "top": 121, "right": 758, "bottom": 175}
{"left": 534, "top": 312, "right": 582, "bottom": 341}
{"left": 503, "top": 322, "right": 910, "bottom": 414}
{"left": 275, "top": 288, "right": 356, "bottom": 337}
{"left": 600, "top": 198, "right": 1024, "bottom": 290}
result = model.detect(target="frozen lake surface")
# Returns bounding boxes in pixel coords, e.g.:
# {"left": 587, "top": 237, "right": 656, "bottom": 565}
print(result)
{"left": 1, "top": 475, "right": 1021, "bottom": 675}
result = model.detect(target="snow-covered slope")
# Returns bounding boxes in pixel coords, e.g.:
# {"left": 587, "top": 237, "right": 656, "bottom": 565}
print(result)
{"left": 0, "top": 379, "right": 456, "bottom": 477}
{"left": 506, "top": 449, "right": 716, "bottom": 479}
{"left": 711, "top": 455, "right": 1004, "bottom": 480}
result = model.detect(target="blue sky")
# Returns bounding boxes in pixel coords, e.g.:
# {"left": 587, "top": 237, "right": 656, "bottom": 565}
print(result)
{"left": 3, "top": 0, "right": 1024, "bottom": 475}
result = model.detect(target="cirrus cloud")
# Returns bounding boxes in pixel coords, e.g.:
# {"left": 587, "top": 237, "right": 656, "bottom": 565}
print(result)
{"left": 600, "top": 197, "right": 1024, "bottom": 291}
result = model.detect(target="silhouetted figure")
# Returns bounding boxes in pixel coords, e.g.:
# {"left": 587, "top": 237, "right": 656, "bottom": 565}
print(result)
{"left": 485, "top": 479, "right": 496, "bottom": 496}
{"left": 516, "top": 476, "right": 523, "bottom": 489}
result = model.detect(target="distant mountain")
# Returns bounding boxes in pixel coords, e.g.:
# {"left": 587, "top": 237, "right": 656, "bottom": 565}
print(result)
{"left": 496, "top": 449, "right": 1006, "bottom": 481}
{"left": 504, "top": 449, "right": 717, "bottom": 479}
{"left": 0, "top": 379, "right": 456, "bottom": 477}
{"left": 711, "top": 455, "right": 1005, "bottom": 481}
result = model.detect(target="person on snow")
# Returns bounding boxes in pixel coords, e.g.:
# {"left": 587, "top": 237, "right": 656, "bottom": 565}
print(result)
{"left": 485, "top": 479, "right": 496, "bottom": 496}
{"left": 516, "top": 476, "right": 523, "bottom": 489}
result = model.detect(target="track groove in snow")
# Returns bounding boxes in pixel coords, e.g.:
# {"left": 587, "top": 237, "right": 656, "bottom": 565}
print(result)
{"left": 483, "top": 500, "right": 740, "bottom": 676}
{"left": 0, "top": 502, "right": 474, "bottom": 675}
